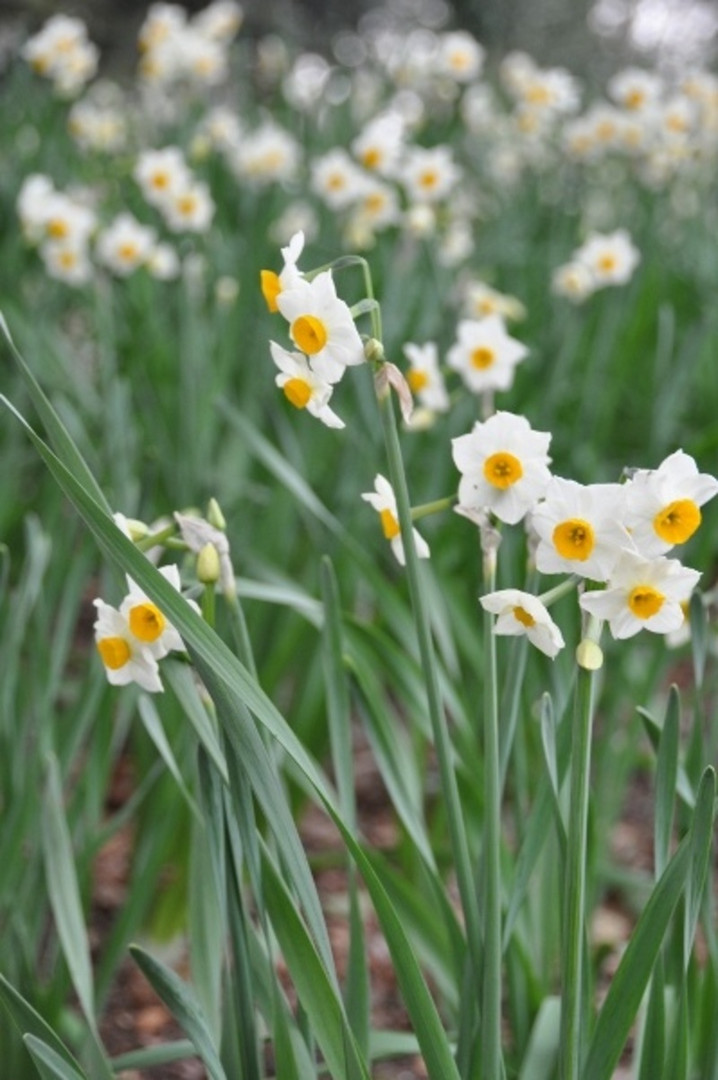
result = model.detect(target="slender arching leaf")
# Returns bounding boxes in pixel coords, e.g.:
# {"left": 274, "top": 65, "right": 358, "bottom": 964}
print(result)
{"left": 23, "top": 1036, "right": 89, "bottom": 1080}
{"left": 0, "top": 312, "right": 111, "bottom": 513}
{"left": 0, "top": 976, "right": 83, "bottom": 1073}
{"left": 129, "top": 945, "right": 228, "bottom": 1080}
{"left": 261, "top": 847, "right": 371, "bottom": 1080}
{"left": 582, "top": 836, "right": 692, "bottom": 1080}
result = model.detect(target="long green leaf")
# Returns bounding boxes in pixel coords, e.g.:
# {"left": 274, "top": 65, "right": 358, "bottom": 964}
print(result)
{"left": 129, "top": 945, "right": 228, "bottom": 1080}
{"left": 0, "top": 976, "right": 83, "bottom": 1073}
{"left": 655, "top": 687, "right": 680, "bottom": 879}
{"left": 262, "top": 847, "right": 371, "bottom": 1080}
{"left": 23, "top": 1036, "right": 88, "bottom": 1080}
{"left": 0, "top": 312, "right": 110, "bottom": 514}
{"left": 320, "top": 557, "right": 369, "bottom": 1057}
{"left": 582, "top": 836, "right": 692, "bottom": 1080}
{"left": 41, "top": 756, "right": 95, "bottom": 1023}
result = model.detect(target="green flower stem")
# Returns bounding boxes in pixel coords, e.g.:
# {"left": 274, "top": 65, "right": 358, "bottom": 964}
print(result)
{"left": 559, "top": 619, "right": 602, "bottom": 1080}
{"left": 375, "top": 378, "right": 483, "bottom": 983}
{"left": 481, "top": 542, "right": 503, "bottom": 1079}
{"left": 410, "top": 495, "right": 457, "bottom": 521}
{"left": 201, "top": 582, "right": 216, "bottom": 629}
{"left": 357, "top": 254, "right": 482, "bottom": 985}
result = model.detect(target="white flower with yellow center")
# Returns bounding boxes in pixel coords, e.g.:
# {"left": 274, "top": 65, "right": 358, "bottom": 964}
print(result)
{"left": 402, "top": 145, "right": 461, "bottom": 205}
{"left": 40, "top": 238, "right": 92, "bottom": 286}
{"left": 462, "top": 280, "right": 526, "bottom": 322}
{"left": 96, "top": 213, "right": 157, "bottom": 276}
{"left": 446, "top": 314, "right": 528, "bottom": 394}
{"left": 93, "top": 601, "right": 163, "bottom": 693}
{"left": 119, "top": 564, "right": 190, "bottom": 660}
{"left": 624, "top": 450, "right": 718, "bottom": 557}
{"left": 452, "top": 411, "right": 552, "bottom": 525}
{"left": 134, "top": 146, "right": 191, "bottom": 209}
{"left": 276, "top": 271, "right": 364, "bottom": 384}
{"left": 231, "top": 124, "right": 301, "bottom": 186}
{"left": 551, "top": 260, "right": 596, "bottom": 302}
{"left": 480, "top": 588, "right": 565, "bottom": 658}
{"left": 361, "top": 474, "right": 430, "bottom": 566}
{"left": 436, "top": 30, "right": 485, "bottom": 83}
{"left": 163, "top": 180, "right": 215, "bottom": 233}
{"left": 260, "top": 230, "right": 306, "bottom": 314}
{"left": 270, "top": 342, "right": 344, "bottom": 428}
{"left": 403, "top": 341, "right": 449, "bottom": 413}
{"left": 531, "top": 478, "right": 630, "bottom": 580}
{"left": 575, "top": 229, "right": 640, "bottom": 288}
{"left": 579, "top": 550, "right": 700, "bottom": 639}
{"left": 608, "top": 68, "right": 663, "bottom": 112}
{"left": 351, "top": 113, "right": 405, "bottom": 178}
{"left": 310, "top": 149, "right": 366, "bottom": 210}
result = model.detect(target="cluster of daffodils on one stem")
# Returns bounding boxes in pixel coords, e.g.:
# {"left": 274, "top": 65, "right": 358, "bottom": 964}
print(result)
{"left": 92, "top": 511, "right": 228, "bottom": 692}
{"left": 261, "top": 231, "right": 366, "bottom": 428}
{"left": 453, "top": 411, "right": 717, "bottom": 657}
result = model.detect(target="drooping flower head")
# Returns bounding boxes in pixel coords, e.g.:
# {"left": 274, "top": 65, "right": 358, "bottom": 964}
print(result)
{"left": 270, "top": 342, "right": 344, "bottom": 428}
{"left": 402, "top": 341, "right": 449, "bottom": 414}
{"left": 480, "top": 588, "right": 565, "bottom": 658}
{"left": 361, "top": 474, "right": 430, "bottom": 566}
{"left": 452, "top": 411, "right": 552, "bottom": 525}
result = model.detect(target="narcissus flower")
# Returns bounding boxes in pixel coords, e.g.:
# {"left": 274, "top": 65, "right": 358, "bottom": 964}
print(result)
{"left": 276, "top": 271, "right": 364, "bottom": 384}
{"left": 119, "top": 564, "right": 190, "bottom": 660}
{"left": 446, "top": 314, "right": 528, "bottom": 394}
{"left": 93, "top": 601, "right": 163, "bottom": 692}
{"left": 530, "top": 478, "right": 630, "bottom": 580}
{"left": 480, "top": 588, "right": 565, "bottom": 658}
{"left": 579, "top": 550, "right": 700, "bottom": 639}
{"left": 574, "top": 229, "right": 640, "bottom": 288}
{"left": 361, "top": 474, "right": 430, "bottom": 566}
{"left": 452, "top": 411, "right": 552, "bottom": 525}
{"left": 270, "top": 342, "right": 344, "bottom": 428}
{"left": 402, "top": 341, "right": 449, "bottom": 413}
{"left": 624, "top": 449, "right": 718, "bottom": 557}
{"left": 260, "top": 230, "right": 305, "bottom": 313}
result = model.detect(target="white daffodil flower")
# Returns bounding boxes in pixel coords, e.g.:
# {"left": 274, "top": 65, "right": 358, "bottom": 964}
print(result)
{"left": 270, "top": 341, "right": 345, "bottom": 428}
{"left": 446, "top": 314, "right": 528, "bottom": 395}
{"left": 480, "top": 588, "right": 565, "bottom": 658}
{"left": 579, "top": 550, "right": 700, "bottom": 639}
{"left": 93, "top": 601, "right": 163, "bottom": 693}
{"left": 361, "top": 474, "right": 430, "bottom": 566}
{"left": 276, "top": 270, "right": 364, "bottom": 384}
{"left": 119, "top": 564, "right": 192, "bottom": 660}
{"left": 260, "top": 229, "right": 306, "bottom": 313}
{"left": 530, "top": 478, "right": 630, "bottom": 580}
{"left": 402, "top": 341, "right": 449, "bottom": 413}
{"left": 452, "top": 411, "right": 552, "bottom": 525}
{"left": 624, "top": 449, "right": 718, "bottom": 557}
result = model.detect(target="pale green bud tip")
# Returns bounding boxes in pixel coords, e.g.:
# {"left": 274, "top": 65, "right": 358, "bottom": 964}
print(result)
{"left": 364, "top": 337, "right": 385, "bottom": 364}
{"left": 207, "top": 498, "right": 226, "bottom": 530}
{"left": 126, "top": 518, "right": 149, "bottom": 541}
{"left": 576, "top": 639, "right": 603, "bottom": 670}
{"left": 197, "top": 542, "right": 221, "bottom": 584}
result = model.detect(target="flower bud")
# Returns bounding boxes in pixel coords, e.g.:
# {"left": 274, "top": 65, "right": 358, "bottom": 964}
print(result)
{"left": 197, "top": 542, "right": 221, "bottom": 585}
{"left": 207, "top": 497, "right": 226, "bottom": 530}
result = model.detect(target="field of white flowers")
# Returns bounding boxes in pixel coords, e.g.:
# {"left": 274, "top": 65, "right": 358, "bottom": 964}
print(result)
{"left": 2, "top": 2, "right": 718, "bottom": 1078}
